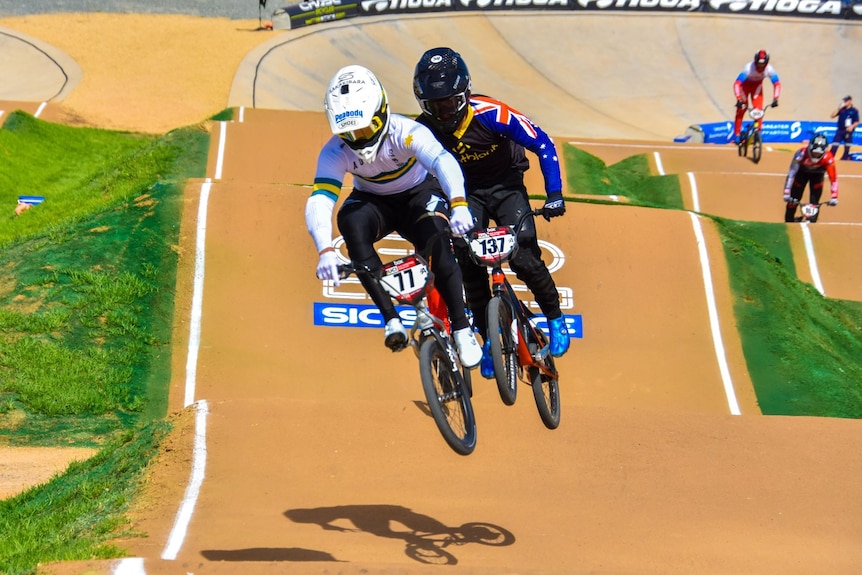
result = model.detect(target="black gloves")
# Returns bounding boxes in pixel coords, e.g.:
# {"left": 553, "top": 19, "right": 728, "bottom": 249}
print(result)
{"left": 736, "top": 100, "right": 746, "bottom": 109}
{"left": 770, "top": 100, "right": 779, "bottom": 108}
{"left": 542, "top": 193, "right": 566, "bottom": 221}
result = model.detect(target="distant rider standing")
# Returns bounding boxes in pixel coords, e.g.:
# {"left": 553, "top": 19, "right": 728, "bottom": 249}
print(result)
{"left": 829, "top": 95, "right": 859, "bottom": 160}
{"left": 733, "top": 50, "right": 780, "bottom": 144}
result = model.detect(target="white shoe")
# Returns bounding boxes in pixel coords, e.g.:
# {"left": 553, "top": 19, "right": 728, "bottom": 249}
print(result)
{"left": 453, "top": 327, "right": 482, "bottom": 369}
{"left": 384, "top": 318, "right": 408, "bottom": 351}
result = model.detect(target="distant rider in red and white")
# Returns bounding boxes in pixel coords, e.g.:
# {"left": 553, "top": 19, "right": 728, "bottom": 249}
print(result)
{"left": 733, "top": 49, "right": 781, "bottom": 144}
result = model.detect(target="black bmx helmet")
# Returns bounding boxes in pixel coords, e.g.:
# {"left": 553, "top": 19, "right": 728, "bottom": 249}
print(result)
{"left": 754, "top": 49, "right": 770, "bottom": 71}
{"left": 413, "top": 47, "right": 472, "bottom": 133}
{"left": 808, "top": 133, "right": 829, "bottom": 160}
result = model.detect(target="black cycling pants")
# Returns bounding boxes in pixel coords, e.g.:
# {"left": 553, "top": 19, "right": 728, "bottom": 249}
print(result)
{"left": 454, "top": 173, "right": 562, "bottom": 338}
{"left": 337, "top": 177, "right": 471, "bottom": 331}
{"left": 785, "top": 171, "right": 824, "bottom": 222}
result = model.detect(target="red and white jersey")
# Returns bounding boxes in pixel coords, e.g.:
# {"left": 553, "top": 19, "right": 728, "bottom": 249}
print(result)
{"left": 784, "top": 147, "right": 838, "bottom": 195}
{"left": 734, "top": 62, "right": 781, "bottom": 99}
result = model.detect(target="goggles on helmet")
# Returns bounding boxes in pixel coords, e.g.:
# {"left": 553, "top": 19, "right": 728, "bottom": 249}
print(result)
{"left": 338, "top": 114, "right": 385, "bottom": 150}
{"left": 809, "top": 136, "right": 827, "bottom": 159}
{"left": 419, "top": 93, "right": 468, "bottom": 124}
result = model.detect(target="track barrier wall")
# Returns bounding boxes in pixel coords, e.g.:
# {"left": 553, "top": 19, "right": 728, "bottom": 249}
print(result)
{"left": 269, "top": 0, "right": 862, "bottom": 30}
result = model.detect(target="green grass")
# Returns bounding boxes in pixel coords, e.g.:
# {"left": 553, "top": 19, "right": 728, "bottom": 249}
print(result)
{"left": 0, "top": 113, "right": 209, "bottom": 443}
{"left": 0, "top": 110, "right": 211, "bottom": 573}
{"left": 0, "top": 421, "right": 171, "bottom": 575}
{"left": 563, "top": 145, "right": 684, "bottom": 209}
{"left": 716, "top": 219, "right": 862, "bottom": 417}
{"left": 562, "top": 143, "right": 862, "bottom": 417}
{"left": 1, "top": 113, "right": 858, "bottom": 573}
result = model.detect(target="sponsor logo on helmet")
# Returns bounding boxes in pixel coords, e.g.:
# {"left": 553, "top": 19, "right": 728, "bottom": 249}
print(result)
{"left": 335, "top": 110, "right": 364, "bottom": 123}
{"left": 708, "top": 0, "right": 841, "bottom": 14}
{"left": 577, "top": 0, "right": 700, "bottom": 8}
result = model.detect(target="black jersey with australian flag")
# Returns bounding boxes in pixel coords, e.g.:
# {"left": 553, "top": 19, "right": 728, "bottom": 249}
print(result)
{"left": 417, "top": 94, "right": 563, "bottom": 195}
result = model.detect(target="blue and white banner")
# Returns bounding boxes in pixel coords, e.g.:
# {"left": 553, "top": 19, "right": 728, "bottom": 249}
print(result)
{"left": 314, "top": 302, "right": 584, "bottom": 338}
{"left": 697, "top": 120, "right": 862, "bottom": 144}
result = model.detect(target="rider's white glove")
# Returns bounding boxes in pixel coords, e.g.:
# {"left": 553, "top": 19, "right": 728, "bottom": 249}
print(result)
{"left": 828, "top": 198, "right": 839, "bottom": 206}
{"left": 449, "top": 204, "right": 475, "bottom": 237}
{"left": 316, "top": 250, "right": 340, "bottom": 286}
{"left": 783, "top": 193, "right": 792, "bottom": 203}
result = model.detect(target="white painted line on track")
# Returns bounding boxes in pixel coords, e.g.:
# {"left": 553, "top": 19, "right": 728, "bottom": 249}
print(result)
{"left": 34, "top": 102, "right": 46, "bottom": 117}
{"left": 239, "top": 106, "right": 245, "bottom": 123}
{"left": 654, "top": 154, "right": 739, "bottom": 414}
{"left": 688, "top": 171, "right": 700, "bottom": 212}
{"left": 161, "top": 399, "right": 209, "bottom": 561}
{"left": 214, "top": 121, "right": 227, "bottom": 180}
{"left": 689, "top": 212, "right": 741, "bottom": 416}
{"left": 113, "top": 557, "right": 145, "bottom": 574}
{"left": 184, "top": 179, "right": 211, "bottom": 408}
{"left": 653, "top": 151, "right": 665, "bottom": 176}
{"left": 800, "top": 222, "right": 825, "bottom": 295}
{"left": 0, "top": 110, "right": 4, "bottom": 121}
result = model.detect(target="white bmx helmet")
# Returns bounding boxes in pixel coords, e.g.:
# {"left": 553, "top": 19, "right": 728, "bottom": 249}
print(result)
{"left": 324, "top": 65, "right": 390, "bottom": 163}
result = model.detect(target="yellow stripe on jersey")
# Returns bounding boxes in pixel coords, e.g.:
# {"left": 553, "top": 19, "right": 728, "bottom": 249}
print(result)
{"left": 311, "top": 178, "right": 342, "bottom": 201}
{"left": 355, "top": 156, "right": 417, "bottom": 184}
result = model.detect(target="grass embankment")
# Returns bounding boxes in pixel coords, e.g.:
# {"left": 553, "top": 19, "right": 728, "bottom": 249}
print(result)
{"left": 0, "top": 110, "right": 210, "bottom": 574}
{"left": 561, "top": 144, "right": 862, "bottom": 417}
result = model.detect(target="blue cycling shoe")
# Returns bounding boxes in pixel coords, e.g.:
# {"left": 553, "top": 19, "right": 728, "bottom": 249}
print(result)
{"left": 480, "top": 339, "right": 495, "bottom": 380}
{"left": 548, "top": 316, "right": 570, "bottom": 358}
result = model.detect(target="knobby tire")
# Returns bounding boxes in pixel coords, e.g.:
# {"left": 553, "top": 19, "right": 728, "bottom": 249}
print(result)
{"left": 487, "top": 296, "right": 518, "bottom": 406}
{"left": 419, "top": 338, "right": 477, "bottom": 455}
{"left": 752, "top": 131, "right": 762, "bottom": 164}
{"left": 527, "top": 329, "right": 561, "bottom": 430}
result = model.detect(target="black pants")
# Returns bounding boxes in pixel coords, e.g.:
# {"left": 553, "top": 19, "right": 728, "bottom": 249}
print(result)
{"left": 830, "top": 129, "right": 853, "bottom": 159}
{"left": 454, "top": 172, "right": 562, "bottom": 339}
{"left": 337, "top": 176, "right": 471, "bottom": 331}
{"left": 784, "top": 171, "right": 825, "bottom": 222}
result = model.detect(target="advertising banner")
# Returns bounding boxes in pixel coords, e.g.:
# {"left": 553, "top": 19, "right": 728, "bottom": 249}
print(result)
{"left": 696, "top": 120, "right": 862, "bottom": 144}
{"left": 358, "top": 0, "right": 568, "bottom": 16}
{"left": 707, "top": 0, "right": 852, "bottom": 19}
{"left": 271, "top": 0, "right": 359, "bottom": 29}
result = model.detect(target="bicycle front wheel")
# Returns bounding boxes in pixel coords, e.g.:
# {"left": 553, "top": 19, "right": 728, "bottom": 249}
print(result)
{"left": 752, "top": 131, "right": 762, "bottom": 163}
{"left": 487, "top": 296, "right": 518, "bottom": 406}
{"left": 419, "top": 337, "right": 477, "bottom": 455}
{"left": 527, "top": 331, "right": 561, "bottom": 430}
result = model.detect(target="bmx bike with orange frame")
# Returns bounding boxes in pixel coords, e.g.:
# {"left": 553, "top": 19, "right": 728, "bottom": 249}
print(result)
{"left": 465, "top": 208, "right": 561, "bottom": 429}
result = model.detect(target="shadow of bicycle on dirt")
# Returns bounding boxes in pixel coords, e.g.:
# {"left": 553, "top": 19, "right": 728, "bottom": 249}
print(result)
{"left": 285, "top": 504, "right": 515, "bottom": 565}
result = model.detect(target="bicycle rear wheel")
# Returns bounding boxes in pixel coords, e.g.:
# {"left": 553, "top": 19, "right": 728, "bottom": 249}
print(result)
{"left": 487, "top": 296, "right": 518, "bottom": 406}
{"left": 419, "top": 337, "right": 477, "bottom": 455}
{"left": 527, "top": 329, "right": 561, "bottom": 430}
{"left": 751, "top": 131, "right": 762, "bottom": 163}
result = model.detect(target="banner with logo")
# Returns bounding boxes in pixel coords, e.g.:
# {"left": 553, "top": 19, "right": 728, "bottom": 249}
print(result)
{"left": 271, "top": 0, "right": 359, "bottom": 29}
{"left": 696, "top": 120, "right": 862, "bottom": 144}
{"left": 353, "top": 0, "right": 862, "bottom": 17}
{"left": 359, "top": 0, "right": 569, "bottom": 16}
{"left": 706, "top": 0, "right": 860, "bottom": 20}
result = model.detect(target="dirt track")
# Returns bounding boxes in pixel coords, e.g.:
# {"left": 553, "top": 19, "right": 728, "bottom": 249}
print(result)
{"left": 1, "top": 11, "right": 861, "bottom": 575}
